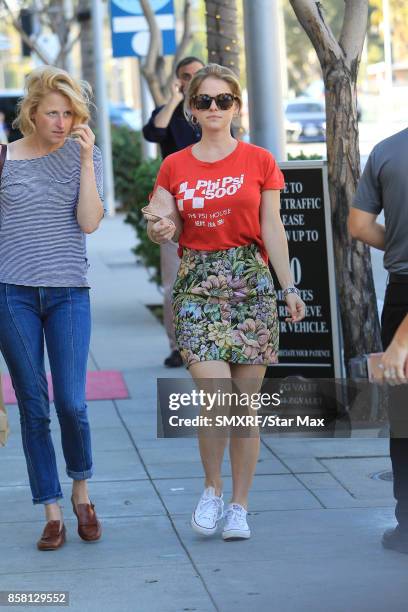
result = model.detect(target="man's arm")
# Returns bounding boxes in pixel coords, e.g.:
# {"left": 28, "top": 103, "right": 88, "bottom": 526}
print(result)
{"left": 142, "top": 107, "right": 166, "bottom": 143}
{"left": 142, "top": 81, "right": 184, "bottom": 143}
{"left": 349, "top": 147, "right": 385, "bottom": 249}
{"left": 153, "top": 80, "right": 183, "bottom": 128}
{"left": 348, "top": 208, "right": 385, "bottom": 250}
{"left": 151, "top": 100, "right": 179, "bottom": 130}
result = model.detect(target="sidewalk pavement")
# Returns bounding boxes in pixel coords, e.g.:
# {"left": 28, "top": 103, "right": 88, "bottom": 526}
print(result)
{"left": 0, "top": 215, "right": 407, "bottom": 612}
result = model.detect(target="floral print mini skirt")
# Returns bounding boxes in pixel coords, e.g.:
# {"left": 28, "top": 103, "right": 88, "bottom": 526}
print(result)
{"left": 172, "top": 243, "right": 279, "bottom": 369}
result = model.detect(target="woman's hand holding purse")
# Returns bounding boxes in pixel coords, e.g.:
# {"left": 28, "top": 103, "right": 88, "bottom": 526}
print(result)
{"left": 147, "top": 218, "right": 177, "bottom": 244}
{"left": 143, "top": 186, "right": 182, "bottom": 244}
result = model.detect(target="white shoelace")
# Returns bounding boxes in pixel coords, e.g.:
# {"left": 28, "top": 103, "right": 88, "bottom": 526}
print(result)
{"left": 198, "top": 496, "right": 221, "bottom": 520}
{"left": 225, "top": 505, "right": 247, "bottom": 527}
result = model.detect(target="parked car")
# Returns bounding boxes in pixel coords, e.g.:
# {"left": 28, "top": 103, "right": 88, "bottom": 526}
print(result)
{"left": 285, "top": 116, "right": 303, "bottom": 143}
{"left": 285, "top": 97, "right": 326, "bottom": 142}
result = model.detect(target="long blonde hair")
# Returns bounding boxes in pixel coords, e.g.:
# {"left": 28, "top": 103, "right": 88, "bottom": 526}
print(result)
{"left": 13, "top": 66, "right": 92, "bottom": 135}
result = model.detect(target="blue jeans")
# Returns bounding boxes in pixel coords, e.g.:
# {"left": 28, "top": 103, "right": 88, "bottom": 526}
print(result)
{"left": 0, "top": 283, "right": 93, "bottom": 505}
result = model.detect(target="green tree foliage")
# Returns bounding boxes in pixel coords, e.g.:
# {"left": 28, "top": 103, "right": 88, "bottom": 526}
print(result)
{"left": 111, "top": 126, "right": 143, "bottom": 209}
{"left": 124, "top": 158, "right": 163, "bottom": 286}
{"left": 111, "top": 126, "right": 162, "bottom": 285}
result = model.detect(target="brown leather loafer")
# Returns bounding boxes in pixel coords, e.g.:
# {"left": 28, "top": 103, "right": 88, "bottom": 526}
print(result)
{"left": 71, "top": 496, "right": 102, "bottom": 541}
{"left": 37, "top": 521, "right": 66, "bottom": 551}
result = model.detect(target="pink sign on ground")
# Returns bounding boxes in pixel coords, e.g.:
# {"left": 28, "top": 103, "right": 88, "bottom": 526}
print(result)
{"left": 1, "top": 371, "right": 129, "bottom": 405}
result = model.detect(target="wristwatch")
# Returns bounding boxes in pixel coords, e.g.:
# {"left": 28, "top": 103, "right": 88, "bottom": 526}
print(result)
{"left": 282, "top": 286, "right": 300, "bottom": 298}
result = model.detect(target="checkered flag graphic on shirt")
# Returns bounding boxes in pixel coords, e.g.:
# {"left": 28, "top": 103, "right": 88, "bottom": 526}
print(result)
{"left": 177, "top": 181, "right": 205, "bottom": 211}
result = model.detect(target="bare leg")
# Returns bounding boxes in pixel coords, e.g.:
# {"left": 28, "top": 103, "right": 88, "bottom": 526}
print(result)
{"left": 44, "top": 502, "right": 63, "bottom": 524}
{"left": 72, "top": 479, "right": 91, "bottom": 505}
{"left": 228, "top": 364, "right": 267, "bottom": 509}
{"left": 189, "top": 360, "right": 232, "bottom": 496}
{"left": 44, "top": 479, "right": 90, "bottom": 525}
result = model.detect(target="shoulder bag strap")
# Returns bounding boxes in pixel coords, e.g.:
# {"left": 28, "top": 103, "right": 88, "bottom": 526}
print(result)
{"left": 0, "top": 145, "right": 7, "bottom": 182}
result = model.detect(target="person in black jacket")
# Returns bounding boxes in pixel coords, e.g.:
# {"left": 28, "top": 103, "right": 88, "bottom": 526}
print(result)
{"left": 143, "top": 56, "right": 204, "bottom": 368}
{"left": 143, "top": 57, "right": 203, "bottom": 158}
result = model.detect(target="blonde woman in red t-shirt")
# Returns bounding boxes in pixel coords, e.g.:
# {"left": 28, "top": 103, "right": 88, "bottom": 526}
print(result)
{"left": 148, "top": 64, "right": 305, "bottom": 541}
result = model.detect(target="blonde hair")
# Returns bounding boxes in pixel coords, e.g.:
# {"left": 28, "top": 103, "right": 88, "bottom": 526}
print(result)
{"left": 184, "top": 63, "right": 242, "bottom": 120}
{"left": 13, "top": 66, "right": 92, "bottom": 136}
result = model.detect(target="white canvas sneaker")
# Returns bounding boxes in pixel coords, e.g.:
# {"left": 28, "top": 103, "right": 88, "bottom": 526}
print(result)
{"left": 222, "top": 503, "right": 251, "bottom": 540}
{"left": 191, "top": 487, "right": 224, "bottom": 536}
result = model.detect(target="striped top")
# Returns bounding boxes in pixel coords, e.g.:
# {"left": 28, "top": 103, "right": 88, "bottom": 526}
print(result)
{"left": 0, "top": 139, "right": 104, "bottom": 287}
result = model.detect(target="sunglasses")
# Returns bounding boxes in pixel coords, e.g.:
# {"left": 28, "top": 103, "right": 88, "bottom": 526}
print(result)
{"left": 192, "top": 93, "right": 238, "bottom": 111}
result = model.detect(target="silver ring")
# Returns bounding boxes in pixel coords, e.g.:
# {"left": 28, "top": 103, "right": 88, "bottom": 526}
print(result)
{"left": 377, "top": 363, "right": 385, "bottom": 370}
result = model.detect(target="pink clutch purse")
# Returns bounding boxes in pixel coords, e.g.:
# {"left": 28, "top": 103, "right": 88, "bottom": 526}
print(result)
{"left": 142, "top": 186, "right": 182, "bottom": 236}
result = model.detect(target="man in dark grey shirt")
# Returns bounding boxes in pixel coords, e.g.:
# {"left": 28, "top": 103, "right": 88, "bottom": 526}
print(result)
{"left": 349, "top": 127, "right": 408, "bottom": 553}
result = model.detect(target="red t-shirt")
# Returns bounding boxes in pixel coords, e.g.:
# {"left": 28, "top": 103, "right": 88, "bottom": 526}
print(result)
{"left": 154, "top": 140, "right": 285, "bottom": 261}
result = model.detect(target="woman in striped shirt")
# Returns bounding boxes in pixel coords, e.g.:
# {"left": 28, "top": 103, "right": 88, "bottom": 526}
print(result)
{"left": 0, "top": 66, "right": 104, "bottom": 550}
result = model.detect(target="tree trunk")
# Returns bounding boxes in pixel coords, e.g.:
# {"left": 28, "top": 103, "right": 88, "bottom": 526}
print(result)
{"left": 289, "top": 0, "right": 382, "bottom": 370}
{"left": 205, "top": 0, "right": 243, "bottom": 136}
{"left": 205, "top": 0, "right": 240, "bottom": 77}
{"left": 324, "top": 58, "right": 381, "bottom": 364}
